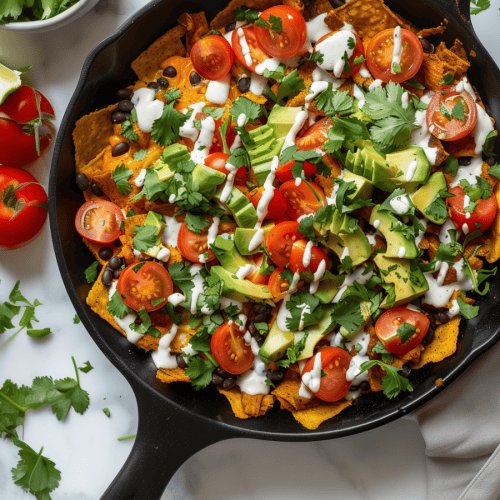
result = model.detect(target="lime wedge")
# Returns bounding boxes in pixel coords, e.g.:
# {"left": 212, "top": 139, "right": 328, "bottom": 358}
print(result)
{"left": 0, "top": 63, "right": 22, "bottom": 105}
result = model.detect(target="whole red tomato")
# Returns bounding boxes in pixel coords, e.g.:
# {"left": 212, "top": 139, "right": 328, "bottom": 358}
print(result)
{"left": 0, "top": 86, "right": 56, "bottom": 168}
{"left": 0, "top": 166, "right": 48, "bottom": 249}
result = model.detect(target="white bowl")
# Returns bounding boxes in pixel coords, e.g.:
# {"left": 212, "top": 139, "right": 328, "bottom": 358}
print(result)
{"left": 0, "top": 0, "right": 101, "bottom": 33}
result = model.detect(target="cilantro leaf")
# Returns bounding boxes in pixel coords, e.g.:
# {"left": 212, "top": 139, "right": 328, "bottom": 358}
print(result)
{"left": 151, "top": 102, "right": 188, "bottom": 146}
{"left": 185, "top": 356, "right": 217, "bottom": 390}
{"left": 78, "top": 361, "right": 94, "bottom": 374}
{"left": 482, "top": 131, "right": 497, "bottom": 157}
{"left": 9, "top": 281, "right": 32, "bottom": 305}
{"left": 404, "top": 77, "right": 425, "bottom": 89}
{"left": 234, "top": 7, "right": 260, "bottom": 22}
{"left": 330, "top": 297, "right": 363, "bottom": 332}
{"left": 457, "top": 296, "right": 479, "bottom": 319}
{"left": 133, "top": 224, "right": 158, "bottom": 252}
{"left": 439, "top": 74, "right": 454, "bottom": 85}
{"left": 275, "top": 332, "right": 310, "bottom": 368}
{"left": 470, "top": 0, "right": 490, "bottom": 15}
{"left": 184, "top": 212, "right": 210, "bottom": 234}
{"left": 263, "top": 63, "right": 286, "bottom": 82}
{"left": 163, "top": 87, "right": 181, "bottom": 102}
{"left": 121, "top": 120, "right": 138, "bottom": 141}
{"left": 255, "top": 14, "right": 283, "bottom": 36}
{"left": 26, "top": 328, "right": 51, "bottom": 339}
{"left": 285, "top": 293, "right": 323, "bottom": 331}
{"left": 84, "top": 261, "right": 100, "bottom": 284}
{"left": 488, "top": 162, "right": 500, "bottom": 179}
{"left": 133, "top": 149, "right": 148, "bottom": 161}
{"left": 203, "top": 106, "right": 225, "bottom": 120}
{"left": 112, "top": 164, "right": 133, "bottom": 195}
{"left": 229, "top": 96, "right": 262, "bottom": 123}
{"left": 358, "top": 360, "right": 413, "bottom": 399}
{"left": 297, "top": 215, "right": 315, "bottom": 239}
{"left": 394, "top": 322, "right": 416, "bottom": 344}
{"left": 107, "top": 291, "right": 132, "bottom": 319}
{"left": 451, "top": 98, "right": 465, "bottom": 121}
{"left": 299, "top": 52, "right": 324, "bottom": 65}
{"left": 372, "top": 341, "right": 394, "bottom": 363}
{"left": 315, "top": 86, "right": 354, "bottom": 117}
{"left": 168, "top": 263, "right": 195, "bottom": 307}
{"left": 277, "top": 69, "right": 305, "bottom": 104}
{"left": 73, "top": 314, "right": 80, "bottom": 324}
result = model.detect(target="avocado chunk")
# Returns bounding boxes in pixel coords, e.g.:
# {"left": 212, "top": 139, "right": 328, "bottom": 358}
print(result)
{"left": 154, "top": 143, "right": 191, "bottom": 181}
{"left": 192, "top": 163, "right": 226, "bottom": 199}
{"left": 342, "top": 171, "right": 374, "bottom": 200}
{"left": 369, "top": 204, "right": 418, "bottom": 259}
{"left": 245, "top": 125, "right": 286, "bottom": 167}
{"left": 411, "top": 172, "right": 448, "bottom": 225}
{"left": 234, "top": 223, "right": 275, "bottom": 255}
{"left": 339, "top": 301, "right": 371, "bottom": 340}
{"left": 322, "top": 226, "right": 372, "bottom": 267}
{"left": 267, "top": 106, "right": 303, "bottom": 139}
{"left": 295, "top": 306, "right": 337, "bottom": 360}
{"left": 210, "top": 236, "right": 252, "bottom": 274}
{"left": 313, "top": 276, "right": 344, "bottom": 304}
{"left": 140, "top": 211, "right": 167, "bottom": 258}
{"left": 373, "top": 253, "right": 429, "bottom": 308}
{"left": 214, "top": 186, "right": 259, "bottom": 228}
{"left": 253, "top": 161, "right": 273, "bottom": 186}
{"left": 386, "top": 146, "right": 430, "bottom": 190}
{"left": 259, "top": 320, "right": 294, "bottom": 362}
{"left": 211, "top": 266, "right": 272, "bottom": 302}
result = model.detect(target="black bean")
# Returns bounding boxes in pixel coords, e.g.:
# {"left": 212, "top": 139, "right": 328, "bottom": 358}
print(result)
{"left": 216, "top": 367, "right": 230, "bottom": 378}
{"left": 266, "top": 369, "right": 284, "bottom": 382}
{"left": 436, "top": 311, "right": 451, "bottom": 324}
{"left": 112, "top": 142, "right": 130, "bottom": 157}
{"left": 419, "top": 38, "right": 435, "bottom": 54}
{"left": 91, "top": 181, "right": 103, "bottom": 197}
{"left": 157, "top": 77, "right": 169, "bottom": 88}
{"left": 176, "top": 354, "right": 187, "bottom": 369}
{"left": 111, "top": 110, "right": 127, "bottom": 124}
{"left": 237, "top": 77, "right": 251, "bottom": 93}
{"left": 458, "top": 156, "right": 472, "bottom": 166}
{"left": 360, "top": 381, "right": 371, "bottom": 392}
{"left": 116, "top": 88, "right": 134, "bottom": 101}
{"left": 108, "top": 255, "right": 123, "bottom": 270}
{"left": 189, "top": 72, "right": 201, "bottom": 86}
{"left": 163, "top": 66, "right": 177, "bottom": 78}
{"left": 485, "top": 155, "right": 496, "bottom": 166}
{"left": 113, "top": 239, "right": 123, "bottom": 247}
{"left": 222, "top": 377, "right": 237, "bottom": 390}
{"left": 428, "top": 313, "right": 436, "bottom": 330}
{"left": 118, "top": 99, "right": 135, "bottom": 112}
{"left": 400, "top": 366, "right": 411, "bottom": 378}
{"left": 421, "top": 326, "right": 435, "bottom": 346}
{"left": 256, "top": 337, "right": 264, "bottom": 348}
{"left": 330, "top": 0, "right": 346, "bottom": 7}
{"left": 254, "top": 312, "right": 268, "bottom": 323}
{"left": 147, "top": 81, "right": 160, "bottom": 90}
{"left": 101, "top": 269, "right": 113, "bottom": 287}
{"left": 212, "top": 372, "right": 224, "bottom": 386}
{"left": 114, "top": 268, "right": 123, "bottom": 279}
{"left": 225, "top": 21, "right": 236, "bottom": 32}
{"left": 75, "top": 172, "right": 89, "bottom": 191}
{"left": 247, "top": 321, "right": 258, "bottom": 336}
{"left": 252, "top": 303, "right": 263, "bottom": 314}
{"left": 99, "top": 247, "right": 113, "bottom": 261}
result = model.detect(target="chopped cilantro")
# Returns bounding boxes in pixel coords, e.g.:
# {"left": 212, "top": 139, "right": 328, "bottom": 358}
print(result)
{"left": 276, "top": 332, "right": 310, "bottom": 368}
{"left": 372, "top": 341, "right": 394, "bottom": 363}
{"left": 133, "top": 149, "right": 148, "bottom": 161}
{"left": 112, "top": 164, "right": 133, "bottom": 195}
{"left": 84, "top": 261, "right": 100, "bottom": 284}
{"left": 132, "top": 224, "right": 158, "bottom": 252}
{"left": 315, "top": 87, "right": 354, "bottom": 117}
{"left": 120, "top": 120, "right": 138, "bottom": 141}
{"left": 151, "top": 102, "right": 188, "bottom": 146}
{"left": 263, "top": 63, "right": 286, "bottom": 82}
{"left": 107, "top": 291, "right": 132, "bottom": 319}
{"left": 439, "top": 73, "right": 454, "bottom": 85}
{"left": 457, "top": 296, "right": 479, "bottom": 319}
{"left": 163, "top": 87, "right": 182, "bottom": 102}
{"left": 276, "top": 69, "right": 305, "bottom": 104}
{"left": 184, "top": 356, "right": 217, "bottom": 390}
{"left": 394, "top": 322, "right": 416, "bottom": 344}
{"left": 229, "top": 96, "right": 262, "bottom": 123}
{"left": 184, "top": 212, "right": 210, "bottom": 234}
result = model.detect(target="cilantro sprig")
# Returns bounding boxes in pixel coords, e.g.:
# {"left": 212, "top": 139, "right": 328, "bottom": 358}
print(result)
{"left": 357, "top": 360, "right": 413, "bottom": 399}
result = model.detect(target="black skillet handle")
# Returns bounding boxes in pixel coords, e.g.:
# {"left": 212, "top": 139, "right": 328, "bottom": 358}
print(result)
{"left": 100, "top": 386, "right": 232, "bottom": 500}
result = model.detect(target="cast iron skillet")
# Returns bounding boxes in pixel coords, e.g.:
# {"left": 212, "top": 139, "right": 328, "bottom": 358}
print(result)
{"left": 49, "top": 0, "right": 500, "bottom": 498}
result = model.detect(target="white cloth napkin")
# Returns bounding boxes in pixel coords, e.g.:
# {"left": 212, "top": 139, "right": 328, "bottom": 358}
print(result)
{"left": 407, "top": 341, "right": 500, "bottom": 500}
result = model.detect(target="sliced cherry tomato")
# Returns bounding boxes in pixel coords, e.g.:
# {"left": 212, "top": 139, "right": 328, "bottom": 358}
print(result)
{"left": 268, "top": 266, "right": 289, "bottom": 298}
{"left": 204, "top": 152, "right": 247, "bottom": 186}
{"left": 426, "top": 85, "right": 477, "bottom": 141}
{"left": 211, "top": 322, "right": 254, "bottom": 375}
{"left": 211, "top": 122, "right": 237, "bottom": 155}
{"left": 177, "top": 215, "right": 217, "bottom": 263}
{"left": 276, "top": 159, "right": 317, "bottom": 183}
{"left": 279, "top": 180, "right": 327, "bottom": 221}
{"left": 190, "top": 35, "right": 234, "bottom": 81}
{"left": 446, "top": 185, "right": 498, "bottom": 234}
{"left": 0, "top": 166, "right": 48, "bottom": 249}
{"left": 265, "top": 221, "right": 301, "bottom": 267}
{"left": 274, "top": 213, "right": 294, "bottom": 224}
{"left": 365, "top": 28, "right": 424, "bottom": 83}
{"left": 375, "top": 307, "right": 430, "bottom": 355}
{"left": 295, "top": 117, "right": 331, "bottom": 151}
{"left": 250, "top": 186, "right": 287, "bottom": 220}
{"left": 254, "top": 5, "right": 307, "bottom": 59}
{"left": 75, "top": 199, "right": 124, "bottom": 244}
{"left": 246, "top": 253, "right": 270, "bottom": 285}
{"left": 232, "top": 26, "right": 271, "bottom": 72}
{"left": 289, "top": 239, "right": 329, "bottom": 274}
{"left": 301, "top": 347, "right": 352, "bottom": 402}
{"left": 314, "top": 31, "right": 364, "bottom": 78}
{"left": 117, "top": 262, "right": 173, "bottom": 312}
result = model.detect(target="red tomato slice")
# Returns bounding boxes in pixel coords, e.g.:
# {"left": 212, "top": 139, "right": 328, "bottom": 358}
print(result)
{"left": 274, "top": 213, "right": 294, "bottom": 224}
{"left": 301, "top": 347, "right": 352, "bottom": 402}
{"left": 375, "top": 307, "right": 430, "bottom": 355}
{"left": 190, "top": 35, "right": 234, "bottom": 81}
{"left": 295, "top": 117, "right": 331, "bottom": 151}
{"left": 0, "top": 166, "right": 48, "bottom": 250}
{"left": 177, "top": 215, "right": 217, "bottom": 263}
{"left": 279, "top": 180, "right": 327, "bottom": 221}
{"left": 447, "top": 185, "right": 498, "bottom": 234}
{"left": 276, "top": 159, "right": 317, "bottom": 183}
{"left": 265, "top": 221, "right": 301, "bottom": 267}
{"left": 75, "top": 200, "right": 124, "bottom": 244}
{"left": 254, "top": 5, "right": 307, "bottom": 59}
{"left": 426, "top": 86, "right": 477, "bottom": 141}
{"left": 204, "top": 152, "right": 247, "bottom": 186}
{"left": 250, "top": 186, "right": 287, "bottom": 220}
{"left": 117, "top": 262, "right": 173, "bottom": 312}
{"left": 365, "top": 28, "right": 424, "bottom": 83}
{"left": 289, "top": 239, "right": 329, "bottom": 274}
{"left": 246, "top": 253, "right": 270, "bottom": 285}
{"left": 211, "top": 322, "right": 254, "bottom": 375}
{"left": 268, "top": 266, "right": 290, "bottom": 298}
{"left": 314, "top": 31, "right": 364, "bottom": 78}
{"left": 211, "top": 122, "right": 237, "bottom": 155}
{"left": 232, "top": 26, "right": 271, "bottom": 72}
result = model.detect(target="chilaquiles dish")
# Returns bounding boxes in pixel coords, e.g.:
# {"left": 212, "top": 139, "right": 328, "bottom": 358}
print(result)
{"left": 73, "top": 0, "right": 500, "bottom": 429}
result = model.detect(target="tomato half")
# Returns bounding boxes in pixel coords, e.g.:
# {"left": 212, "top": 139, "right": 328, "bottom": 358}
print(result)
{"left": 117, "top": 262, "right": 173, "bottom": 312}
{"left": 279, "top": 180, "right": 327, "bottom": 221}
{"left": 254, "top": 5, "right": 307, "bottom": 59}
{"left": 295, "top": 117, "right": 331, "bottom": 151}
{"left": 375, "top": 307, "right": 429, "bottom": 355}
{"left": 232, "top": 26, "right": 271, "bottom": 72}
{"left": 447, "top": 185, "right": 498, "bottom": 234}
{"left": 177, "top": 215, "right": 217, "bottom": 263}
{"left": 211, "top": 322, "right": 255, "bottom": 375}
{"left": 289, "top": 239, "right": 329, "bottom": 274}
{"left": 276, "top": 159, "right": 317, "bottom": 183}
{"left": 265, "top": 221, "right": 301, "bottom": 267}
{"left": 246, "top": 253, "right": 270, "bottom": 285}
{"left": 365, "top": 28, "right": 424, "bottom": 83}
{"left": 211, "top": 122, "right": 237, "bottom": 156}
{"left": 426, "top": 86, "right": 477, "bottom": 141}
{"left": 301, "top": 347, "right": 352, "bottom": 402}
{"left": 190, "top": 35, "right": 234, "bottom": 81}
{"left": 268, "top": 266, "right": 290, "bottom": 298}
{"left": 75, "top": 200, "right": 124, "bottom": 244}
{"left": 204, "top": 152, "right": 247, "bottom": 186}
{"left": 250, "top": 186, "right": 287, "bottom": 220}
{"left": 0, "top": 166, "right": 48, "bottom": 249}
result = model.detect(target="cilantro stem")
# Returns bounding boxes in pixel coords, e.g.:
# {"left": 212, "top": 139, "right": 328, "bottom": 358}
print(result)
{"left": 0, "top": 390, "right": 28, "bottom": 413}
{"left": 0, "top": 326, "right": 25, "bottom": 350}
{"left": 71, "top": 356, "right": 81, "bottom": 387}
{"left": 117, "top": 434, "right": 136, "bottom": 441}
{"left": 205, "top": 352, "right": 219, "bottom": 367}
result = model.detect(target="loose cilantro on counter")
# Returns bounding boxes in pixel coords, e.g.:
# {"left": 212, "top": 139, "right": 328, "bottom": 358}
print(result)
{"left": 78, "top": 361, "right": 94, "bottom": 373}
{"left": 470, "top": 0, "right": 491, "bottom": 15}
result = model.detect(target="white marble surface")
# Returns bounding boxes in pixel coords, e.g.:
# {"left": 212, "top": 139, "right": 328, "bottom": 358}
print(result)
{"left": 0, "top": 1, "right": 498, "bottom": 499}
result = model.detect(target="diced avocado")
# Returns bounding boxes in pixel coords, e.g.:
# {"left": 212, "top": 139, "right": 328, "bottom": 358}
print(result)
{"left": 245, "top": 125, "right": 285, "bottom": 167}
{"left": 214, "top": 186, "right": 259, "bottom": 228}
{"left": 234, "top": 203, "right": 259, "bottom": 229}
{"left": 141, "top": 211, "right": 166, "bottom": 258}
{"left": 339, "top": 301, "right": 371, "bottom": 340}
{"left": 192, "top": 163, "right": 226, "bottom": 199}
{"left": 386, "top": 146, "right": 430, "bottom": 190}
{"left": 412, "top": 172, "right": 448, "bottom": 225}
{"left": 259, "top": 320, "right": 294, "bottom": 362}
{"left": 211, "top": 266, "right": 272, "bottom": 302}
{"left": 210, "top": 236, "right": 252, "bottom": 274}
{"left": 373, "top": 253, "right": 429, "bottom": 308}
{"left": 370, "top": 158, "right": 400, "bottom": 192}
{"left": 342, "top": 171, "right": 374, "bottom": 200}
{"left": 252, "top": 162, "right": 273, "bottom": 186}
{"left": 369, "top": 205, "right": 418, "bottom": 259}
{"left": 267, "top": 106, "right": 303, "bottom": 139}
{"left": 313, "top": 277, "right": 344, "bottom": 304}
{"left": 322, "top": 226, "right": 372, "bottom": 267}
{"left": 161, "top": 143, "right": 191, "bottom": 164}
{"left": 296, "top": 306, "right": 337, "bottom": 360}
{"left": 234, "top": 223, "right": 275, "bottom": 255}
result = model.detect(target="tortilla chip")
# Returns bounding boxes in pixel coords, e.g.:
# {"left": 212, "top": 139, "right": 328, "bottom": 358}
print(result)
{"left": 392, "top": 344, "right": 424, "bottom": 368}
{"left": 283, "top": 0, "right": 305, "bottom": 15}
{"left": 169, "top": 323, "right": 195, "bottom": 353}
{"left": 73, "top": 105, "right": 117, "bottom": 172}
{"left": 156, "top": 367, "right": 191, "bottom": 384}
{"left": 291, "top": 399, "right": 352, "bottom": 430}
{"left": 472, "top": 181, "right": 500, "bottom": 263}
{"left": 409, "top": 316, "right": 461, "bottom": 369}
{"left": 420, "top": 53, "right": 445, "bottom": 91}
{"left": 124, "top": 214, "right": 147, "bottom": 237}
{"left": 210, "top": 0, "right": 280, "bottom": 31}
{"left": 242, "top": 392, "right": 276, "bottom": 417}
{"left": 272, "top": 368, "right": 321, "bottom": 411}
{"left": 83, "top": 238, "right": 119, "bottom": 266}
{"left": 131, "top": 25, "right": 187, "bottom": 82}
{"left": 307, "top": 0, "right": 333, "bottom": 17}
{"left": 368, "top": 364, "right": 384, "bottom": 392}
{"left": 92, "top": 168, "right": 142, "bottom": 208}
{"left": 434, "top": 40, "right": 470, "bottom": 80}
{"left": 178, "top": 12, "right": 210, "bottom": 53}
{"left": 79, "top": 149, "right": 108, "bottom": 203}
{"left": 417, "top": 25, "right": 446, "bottom": 38}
